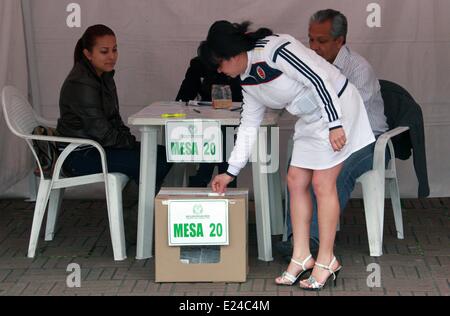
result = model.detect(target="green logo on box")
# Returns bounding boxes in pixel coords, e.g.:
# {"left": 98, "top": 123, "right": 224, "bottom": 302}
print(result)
{"left": 193, "top": 204, "right": 203, "bottom": 215}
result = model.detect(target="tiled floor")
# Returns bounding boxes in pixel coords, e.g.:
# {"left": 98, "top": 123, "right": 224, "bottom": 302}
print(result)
{"left": 0, "top": 198, "right": 448, "bottom": 296}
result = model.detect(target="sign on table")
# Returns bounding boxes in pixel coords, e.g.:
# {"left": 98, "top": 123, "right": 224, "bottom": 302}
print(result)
{"left": 166, "top": 120, "right": 222, "bottom": 163}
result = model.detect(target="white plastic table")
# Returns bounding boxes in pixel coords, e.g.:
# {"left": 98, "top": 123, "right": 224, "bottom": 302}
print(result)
{"left": 128, "top": 101, "right": 284, "bottom": 261}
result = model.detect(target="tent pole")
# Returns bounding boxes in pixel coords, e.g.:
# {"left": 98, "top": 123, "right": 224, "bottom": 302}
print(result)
{"left": 21, "top": 0, "right": 42, "bottom": 115}
{"left": 21, "top": 0, "right": 39, "bottom": 201}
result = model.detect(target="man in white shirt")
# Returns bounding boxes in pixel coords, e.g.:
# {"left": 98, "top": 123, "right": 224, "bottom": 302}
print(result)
{"left": 278, "top": 9, "right": 389, "bottom": 258}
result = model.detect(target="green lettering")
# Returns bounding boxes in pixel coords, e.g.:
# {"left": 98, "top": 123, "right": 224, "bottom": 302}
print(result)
{"left": 197, "top": 223, "right": 204, "bottom": 237}
{"left": 186, "top": 142, "right": 192, "bottom": 155}
{"left": 171, "top": 142, "right": 180, "bottom": 155}
{"left": 180, "top": 143, "right": 185, "bottom": 155}
{"left": 189, "top": 223, "right": 196, "bottom": 237}
{"left": 171, "top": 142, "right": 199, "bottom": 156}
{"left": 174, "top": 224, "right": 183, "bottom": 237}
{"left": 183, "top": 223, "right": 189, "bottom": 237}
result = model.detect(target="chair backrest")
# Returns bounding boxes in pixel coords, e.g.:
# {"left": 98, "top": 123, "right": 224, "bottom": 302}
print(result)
{"left": 2, "top": 86, "right": 39, "bottom": 138}
{"left": 2, "top": 86, "right": 49, "bottom": 177}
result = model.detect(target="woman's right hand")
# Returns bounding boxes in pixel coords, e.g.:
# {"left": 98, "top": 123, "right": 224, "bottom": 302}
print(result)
{"left": 211, "top": 173, "right": 234, "bottom": 194}
{"left": 329, "top": 127, "right": 347, "bottom": 152}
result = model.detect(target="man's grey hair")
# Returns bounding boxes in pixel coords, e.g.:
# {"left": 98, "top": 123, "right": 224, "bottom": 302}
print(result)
{"left": 310, "top": 9, "right": 348, "bottom": 44}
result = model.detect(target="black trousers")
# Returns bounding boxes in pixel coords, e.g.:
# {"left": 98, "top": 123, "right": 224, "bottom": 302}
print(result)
{"left": 64, "top": 143, "right": 172, "bottom": 191}
{"left": 189, "top": 126, "right": 237, "bottom": 188}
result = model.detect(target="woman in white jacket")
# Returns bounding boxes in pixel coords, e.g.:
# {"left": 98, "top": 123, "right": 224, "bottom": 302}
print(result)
{"left": 200, "top": 21, "right": 375, "bottom": 291}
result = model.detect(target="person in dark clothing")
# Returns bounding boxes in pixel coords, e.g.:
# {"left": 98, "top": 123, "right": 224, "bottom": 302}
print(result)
{"left": 176, "top": 56, "right": 242, "bottom": 187}
{"left": 57, "top": 24, "right": 172, "bottom": 191}
{"left": 176, "top": 57, "right": 243, "bottom": 103}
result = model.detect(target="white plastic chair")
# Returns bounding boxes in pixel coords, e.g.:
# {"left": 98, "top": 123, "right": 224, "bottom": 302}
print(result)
{"left": 356, "top": 126, "right": 409, "bottom": 256}
{"left": 2, "top": 86, "right": 129, "bottom": 261}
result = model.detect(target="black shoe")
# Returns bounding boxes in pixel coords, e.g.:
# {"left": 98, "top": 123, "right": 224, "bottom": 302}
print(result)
{"left": 275, "top": 239, "right": 293, "bottom": 257}
{"left": 124, "top": 207, "right": 138, "bottom": 246}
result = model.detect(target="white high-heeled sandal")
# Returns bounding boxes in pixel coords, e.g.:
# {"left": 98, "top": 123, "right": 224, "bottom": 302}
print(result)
{"left": 300, "top": 256, "right": 342, "bottom": 291}
{"left": 275, "top": 254, "right": 314, "bottom": 286}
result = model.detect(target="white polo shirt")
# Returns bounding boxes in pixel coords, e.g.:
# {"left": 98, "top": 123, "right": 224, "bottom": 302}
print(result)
{"left": 227, "top": 34, "right": 354, "bottom": 176}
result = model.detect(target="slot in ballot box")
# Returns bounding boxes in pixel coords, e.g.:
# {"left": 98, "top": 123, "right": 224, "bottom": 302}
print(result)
{"left": 155, "top": 188, "right": 248, "bottom": 283}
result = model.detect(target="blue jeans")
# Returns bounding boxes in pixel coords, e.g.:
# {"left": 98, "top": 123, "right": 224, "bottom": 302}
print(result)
{"left": 286, "top": 141, "right": 389, "bottom": 240}
{"left": 63, "top": 143, "right": 172, "bottom": 190}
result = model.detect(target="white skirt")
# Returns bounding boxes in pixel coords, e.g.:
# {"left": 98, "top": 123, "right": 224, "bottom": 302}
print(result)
{"left": 290, "top": 82, "right": 375, "bottom": 170}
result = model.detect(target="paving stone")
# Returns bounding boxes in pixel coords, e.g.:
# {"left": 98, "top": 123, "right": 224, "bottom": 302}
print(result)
{"left": 3, "top": 269, "right": 27, "bottom": 283}
{"left": 0, "top": 270, "right": 11, "bottom": 282}
{"left": 7, "top": 282, "right": 29, "bottom": 295}
{"left": 117, "top": 279, "right": 136, "bottom": 294}
{"left": 98, "top": 267, "right": 116, "bottom": 280}
{"left": 131, "top": 280, "right": 149, "bottom": 293}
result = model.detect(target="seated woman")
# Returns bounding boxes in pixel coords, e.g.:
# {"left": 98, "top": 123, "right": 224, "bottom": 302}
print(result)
{"left": 176, "top": 56, "right": 242, "bottom": 187}
{"left": 57, "top": 24, "right": 172, "bottom": 191}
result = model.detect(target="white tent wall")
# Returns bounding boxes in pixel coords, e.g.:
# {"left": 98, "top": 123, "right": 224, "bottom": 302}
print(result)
{"left": 1, "top": 0, "right": 450, "bottom": 198}
{"left": 0, "top": 0, "right": 33, "bottom": 197}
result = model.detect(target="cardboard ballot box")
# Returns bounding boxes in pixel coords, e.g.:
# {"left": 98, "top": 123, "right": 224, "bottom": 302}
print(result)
{"left": 155, "top": 188, "right": 248, "bottom": 283}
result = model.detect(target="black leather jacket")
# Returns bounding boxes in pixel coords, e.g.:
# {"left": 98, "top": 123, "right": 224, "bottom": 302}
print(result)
{"left": 380, "top": 80, "right": 430, "bottom": 197}
{"left": 57, "top": 57, "right": 136, "bottom": 149}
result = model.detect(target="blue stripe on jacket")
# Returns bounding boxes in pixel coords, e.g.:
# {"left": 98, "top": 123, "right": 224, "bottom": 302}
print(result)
{"left": 273, "top": 43, "right": 339, "bottom": 122}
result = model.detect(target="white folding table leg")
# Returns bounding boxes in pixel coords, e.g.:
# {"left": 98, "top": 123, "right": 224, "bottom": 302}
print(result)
{"left": 136, "top": 126, "right": 158, "bottom": 259}
{"left": 251, "top": 128, "right": 273, "bottom": 262}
